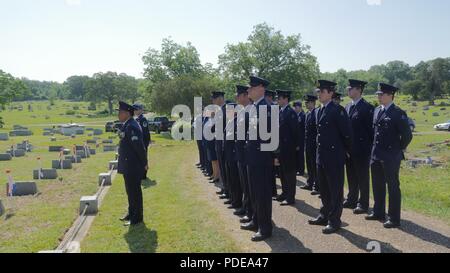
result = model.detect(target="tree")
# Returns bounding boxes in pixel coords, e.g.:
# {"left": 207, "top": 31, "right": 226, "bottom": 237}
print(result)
{"left": 408, "top": 58, "right": 450, "bottom": 103}
{"left": 142, "top": 38, "right": 204, "bottom": 83}
{"left": 218, "top": 23, "right": 320, "bottom": 97}
{"left": 85, "top": 72, "right": 140, "bottom": 114}
{"left": 64, "top": 75, "right": 90, "bottom": 101}
{"left": 149, "top": 74, "right": 220, "bottom": 115}
{"left": 403, "top": 80, "right": 424, "bottom": 100}
{"left": 117, "top": 73, "right": 139, "bottom": 104}
{"left": 86, "top": 72, "right": 121, "bottom": 115}
{"left": 382, "top": 61, "right": 413, "bottom": 87}
{"left": 141, "top": 38, "right": 219, "bottom": 114}
{"left": 0, "top": 70, "right": 29, "bottom": 106}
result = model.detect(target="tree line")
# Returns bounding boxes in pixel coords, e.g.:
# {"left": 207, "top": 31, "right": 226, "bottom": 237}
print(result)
{"left": 322, "top": 58, "right": 450, "bottom": 104}
{"left": 1, "top": 23, "right": 449, "bottom": 115}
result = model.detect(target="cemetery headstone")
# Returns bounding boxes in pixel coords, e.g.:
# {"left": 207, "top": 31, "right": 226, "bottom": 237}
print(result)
{"left": 0, "top": 133, "right": 9, "bottom": 141}
{"left": 33, "top": 169, "right": 58, "bottom": 180}
{"left": 52, "top": 160, "right": 73, "bottom": 170}
{"left": 0, "top": 154, "right": 12, "bottom": 161}
{"left": 10, "top": 182, "right": 38, "bottom": 196}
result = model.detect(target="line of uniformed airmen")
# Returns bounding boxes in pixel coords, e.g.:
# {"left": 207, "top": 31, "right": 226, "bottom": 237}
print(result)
{"left": 196, "top": 76, "right": 413, "bottom": 240}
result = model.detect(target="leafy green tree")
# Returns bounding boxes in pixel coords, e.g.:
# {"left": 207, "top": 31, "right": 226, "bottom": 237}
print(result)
{"left": 0, "top": 70, "right": 29, "bottom": 106}
{"left": 142, "top": 38, "right": 204, "bottom": 83}
{"left": 64, "top": 75, "right": 90, "bottom": 101}
{"left": 218, "top": 23, "right": 320, "bottom": 97}
{"left": 86, "top": 72, "right": 121, "bottom": 115}
{"left": 85, "top": 72, "right": 139, "bottom": 114}
{"left": 403, "top": 80, "right": 424, "bottom": 100}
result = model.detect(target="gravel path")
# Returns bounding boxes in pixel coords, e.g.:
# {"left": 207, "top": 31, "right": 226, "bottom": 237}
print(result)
{"left": 194, "top": 165, "right": 450, "bottom": 253}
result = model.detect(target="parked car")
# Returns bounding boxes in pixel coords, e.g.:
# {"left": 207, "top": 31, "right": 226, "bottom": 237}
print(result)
{"left": 434, "top": 120, "right": 450, "bottom": 131}
{"left": 105, "top": 121, "right": 123, "bottom": 133}
{"left": 148, "top": 117, "right": 175, "bottom": 134}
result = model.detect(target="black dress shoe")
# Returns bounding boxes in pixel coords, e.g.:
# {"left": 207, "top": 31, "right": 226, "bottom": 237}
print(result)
{"left": 120, "top": 214, "right": 130, "bottom": 222}
{"left": 251, "top": 232, "right": 272, "bottom": 242}
{"left": 240, "top": 222, "right": 258, "bottom": 232}
{"left": 224, "top": 200, "right": 232, "bottom": 205}
{"left": 353, "top": 207, "right": 369, "bottom": 215}
{"left": 212, "top": 179, "right": 220, "bottom": 183}
{"left": 219, "top": 195, "right": 229, "bottom": 200}
{"left": 308, "top": 217, "right": 328, "bottom": 226}
{"left": 234, "top": 209, "right": 246, "bottom": 216}
{"left": 280, "top": 200, "right": 295, "bottom": 206}
{"left": 275, "top": 196, "right": 286, "bottom": 202}
{"left": 216, "top": 190, "right": 224, "bottom": 195}
{"left": 300, "top": 185, "right": 313, "bottom": 191}
{"left": 124, "top": 221, "right": 143, "bottom": 227}
{"left": 365, "top": 214, "right": 386, "bottom": 221}
{"left": 227, "top": 205, "right": 239, "bottom": 210}
{"left": 384, "top": 221, "right": 401, "bottom": 229}
{"left": 343, "top": 201, "right": 357, "bottom": 209}
{"left": 322, "top": 225, "right": 340, "bottom": 235}
{"left": 311, "top": 190, "right": 321, "bottom": 196}
{"left": 240, "top": 216, "right": 252, "bottom": 224}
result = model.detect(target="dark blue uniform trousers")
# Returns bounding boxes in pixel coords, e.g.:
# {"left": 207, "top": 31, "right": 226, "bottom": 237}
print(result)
{"left": 226, "top": 160, "right": 243, "bottom": 208}
{"left": 317, "top": 163, "right": 344, "bottom": 228}
{"left": 124, "top": 171, "right": 144, "bottom": 224}
{"left": 216, "top": 141, "right": 228, "bottom": 194}
{"left": 371, "top": 160, "right": 402, "bottom": 223}
{"left": 346, "top": 154, "right": 371, "bottom": 209}
{"left": 238, "top": 162, "right": 253, "bottom": 219}
{"left": 305, "top": 147, "right": 319, "bottom": 190}
{"left": 247, "top": 164, "right": 274, "bottom": 236}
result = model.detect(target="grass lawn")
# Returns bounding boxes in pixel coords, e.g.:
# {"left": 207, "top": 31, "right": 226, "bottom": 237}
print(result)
{"left": 82, "top": 135, "right": 240, "bottom": 253}
{"left": 0, "top": 100, "right": 119, "bottom": 252}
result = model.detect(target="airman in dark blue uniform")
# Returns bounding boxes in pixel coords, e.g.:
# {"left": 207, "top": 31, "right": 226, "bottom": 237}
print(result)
{"left": 332, "top": 92, "right": 343, "bottom": 106}
{"left": 212, "top": 91, "right": 230, "bottom": 201}
{"left": 366, "top": 83, "right": 413, "bottom": 229}
{"left": 343, "top": 80, "right": 375, "bottom": 214}
{"left": 224, "top": 102, "right": 243, "bottom": 212}
{"left": 265, "top": 89, "right": 279, "bottom": 198}
{"left": 117, "top": 101, "right": 148, "bottom": 227}
{"left": 235, "top": 85, "right": 253, "bottom": 222}
{"left": 309, "top": 80, "right": 352, "bottom": 234}
{"left": 275, "top": 90, "right": 300, "bottom": 206}
{"left": 301, "top": 95, "right": 320, "bottom": 195}
{"left": 202, "top": 115, "right": 214, "bottom": 178}
{"left": 293, "top": 101, "right": 306, "bottom": 176}
{"left": 134, "top": 103, "right": 151, "bottom": 180}
{"left": 240, "top": 76, "right": 274, "bottom": 242}
{"left": 194, "top": 114, "right": 206, "bottom": 170}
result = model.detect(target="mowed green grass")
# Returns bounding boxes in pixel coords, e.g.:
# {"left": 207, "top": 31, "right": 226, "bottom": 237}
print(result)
{"left": 0, "top": 100, "right": 112, "bottom": 128}
{"left": 0, "top": 100, "right": 120, "bottom": 252}
{"left": 82, "top": 135, "right": 240, "bottom": 253}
